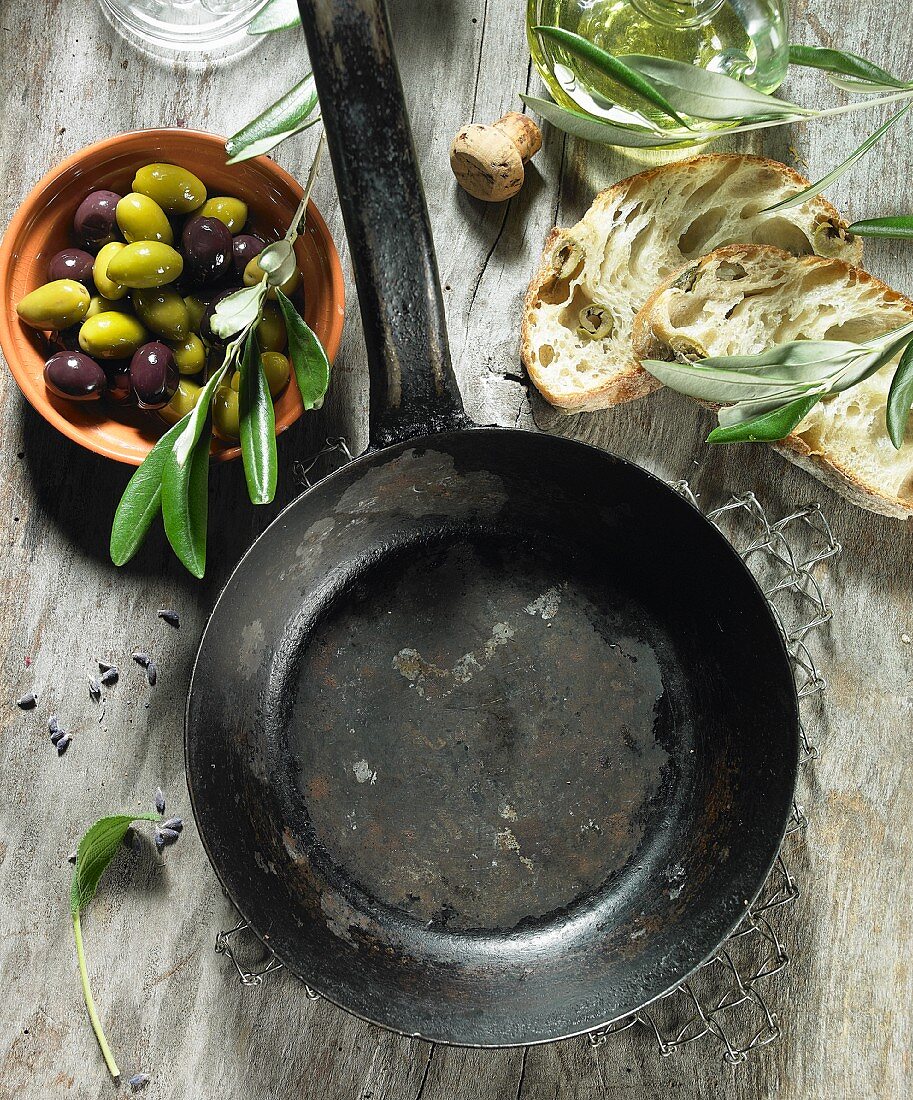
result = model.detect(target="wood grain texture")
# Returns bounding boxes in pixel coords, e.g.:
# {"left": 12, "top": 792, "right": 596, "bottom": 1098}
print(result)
{"left": 1, "top": 1, "right": 911, "bottom": 1098}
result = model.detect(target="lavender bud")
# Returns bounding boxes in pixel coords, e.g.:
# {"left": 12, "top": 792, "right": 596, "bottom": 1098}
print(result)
{"left": 16, "top": 693, "right": 37, "bottom": 709}
{"left": 67, "top": 850, "right": 77, "bottom": 864}
{"left": 155, "top": 787, "right": 166, "bottom": 815}
{"left": 157, "top": 609, "right": 180, "bottom": 628}
{"left": 48, "top": 715, "right": 59, "bottom": 734}
{"left": 154, "top": 831, "right": 166, "bottom": 855}
{"left": 146, "top": 661, "right": 157, "bottom": 687}
{"left": 158, "top": 827, "right": 180, "bottom": 845}
{"left": 128, "top": 1073, "right": 150, "bottom": 1092}
{"left": 87, "top": 675, "right": 101, "bottom": 700}
{"left": 132, "top": 651, "right": 151, "bottom": 669}
{"left": 56, "top": 733, "right": 72, "bottom": 756}
{"left": 100, "top": 667, "right": 119, "bottom": 686}
{"left": 162, "top": 817, "right": 183, "bottom": 833}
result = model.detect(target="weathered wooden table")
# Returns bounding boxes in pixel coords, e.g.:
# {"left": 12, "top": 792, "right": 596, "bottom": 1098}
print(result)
{"left": 2, "top": 2, "right": 911, "bottom": 1097}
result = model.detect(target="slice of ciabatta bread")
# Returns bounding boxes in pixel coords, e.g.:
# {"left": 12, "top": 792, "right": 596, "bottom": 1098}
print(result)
{"left": 521, "top": 154, "right": 863, "bottom": 413}
{"left": 633, "top": 244, "right": 913, "bottom": 519}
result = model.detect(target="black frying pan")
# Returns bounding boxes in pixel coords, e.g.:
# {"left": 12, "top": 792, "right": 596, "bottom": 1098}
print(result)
{"left": 186, "top": 0, "right": 799, "bottom": 1046}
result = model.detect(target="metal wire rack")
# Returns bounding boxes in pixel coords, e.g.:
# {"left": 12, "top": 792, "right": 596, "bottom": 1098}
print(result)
{"left": 215, "top": 455, "right": 841, "bottom": 1066}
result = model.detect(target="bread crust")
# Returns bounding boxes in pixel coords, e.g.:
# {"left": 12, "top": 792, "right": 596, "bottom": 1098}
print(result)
{"left": 633, "top": 243, "right": 913, "bottom": 520}
{"left": 521, "top": 153, "right": 862, "bottom": 413}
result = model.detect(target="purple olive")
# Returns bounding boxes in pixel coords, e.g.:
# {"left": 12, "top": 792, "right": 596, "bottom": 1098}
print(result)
{"left": 103, "top": 363, "right": 135, "bottom": 406}
{"left": 200, "top": 286, "right": 242, "bottom": 344}
{"left": 43, "top": 351, "right": 107, "bottom": 401}
{"left": 181, "top": 215, "right": 232, "bottom": 287}
{"left": 47, "top": 248, "right": 95, "bottom": 286}
{"left": 232, "top": 233, "right": 266, "bottom": 279}
{"left": 73, "top": 190, "right": 121, "bottom": 248}
{"left": 47, "top": 326, "right": 82, "bottom": 353}
{"left": 129, "top": 342, "right": 178, "bottom": 409}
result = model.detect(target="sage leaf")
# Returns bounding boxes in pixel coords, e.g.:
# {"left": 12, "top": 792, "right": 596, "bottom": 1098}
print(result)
{"left": 161, "top": 366, "right": 227, "bottom": 578}
{"left": 520, "top": 94, "right": 689, "bottom": 147}
{"left": 275, "top": 290, "right": 330, "bottom": 410}
{"left": 788, "top": 44, "right": 905, "bottom": 89}
{"left": 248, "top": 0, "right": 299, "bottom": 34}
{"left": 225, "top": 74, "right": 320, "bottom": 164}
{"left": 238, "top": 332, "right": 277, "bottom": 505}
{"left": 622, "top": 54, "right": 809, "bottom": 120}
{"left": 533, "top": 27, "right": 691, "bottom": 128}
{"left": 887, "top": 340, "right": 913, "bottom": 448}
{"left": 110, "top": 418, "right": 189, "bottom": 567}
{"left": 71, "top": 813, "right": 161, "bottom": 1080}
{"left": 211, "top": 283, "right": 267, "bottom": 340}
{"left": 707, "top": 395, "right": 822, "bottom": 444}
{"left": 763, "top": 103, "right": 912, "bottom": 213}
{"left": 847, "top": 215, "right": 913, "bottom": 239}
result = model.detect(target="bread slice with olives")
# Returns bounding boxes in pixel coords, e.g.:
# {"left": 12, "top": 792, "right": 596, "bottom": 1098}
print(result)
{"left": 633, "top": 244, "right": 913, "bottom": 519}
{"left": 521, "top": 154, "right": 862, "bottom": 413}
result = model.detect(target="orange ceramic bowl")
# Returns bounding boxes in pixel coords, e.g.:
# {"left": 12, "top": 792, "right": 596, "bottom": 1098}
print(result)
{"left": 0, "top": 129, "right": 345, "bottom": 465}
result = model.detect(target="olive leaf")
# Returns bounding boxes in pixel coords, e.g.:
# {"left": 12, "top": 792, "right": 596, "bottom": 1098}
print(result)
{"left": 248, "top": 0, "right": 300, "bottom": 34}
{"left": 519, "top": 94, "right": 689, "bottom": 147}
{"left": 826, "top": 74, "right": 904, "bottom": 95}
{"left": 788, "top": 44, "right": 906, "bottom": 89}
{"left": 238, "top": 331, "right": 277, "bottom": 505}
{"left": 258, "top": 239, "right": 298, "bottom": 288}
{"left": 707, "top": 395, "right": 822, "bottom": 444}
{"left": 533, "top": 27, "right": 691, "bottom": 128}
{"left": 622, "top": 54, "right": 809, "bottom": 120}
{"left": 847, "top": 215, "right": 913, "bottom": 238}
{"left": 161, "top": 366, "right": 228, "bottom": 579}
{"left": 225, "top": 74, "right": 320, "bottom": 164}
{"left": 109, "top": 417, "right": 189, "bottom": 567}
{"left": 886, "top": 340, "right": 913, "bottom": 447}
{"left": 762, "top": 103, "right": 912, "bottom": 213}
{"left": 276, "top": 289, "right": 330, "bottom": 410}
{"left": 211, "top": 283, "right": 268, "bottom": 340}
{"left": 71, "top": 813, "right": 161, "bottom": 1080}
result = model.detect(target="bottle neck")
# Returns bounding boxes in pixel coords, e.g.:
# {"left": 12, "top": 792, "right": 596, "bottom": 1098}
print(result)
{"left": 630, "top": 0, "right": 727, "bottom": 29}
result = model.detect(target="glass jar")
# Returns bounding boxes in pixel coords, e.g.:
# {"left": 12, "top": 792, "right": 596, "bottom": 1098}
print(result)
{"left": 98, "top": 0, "right": 271, "bottom": 56}
{"left": 528, "top": 0, "right": 789, "bottom": 135}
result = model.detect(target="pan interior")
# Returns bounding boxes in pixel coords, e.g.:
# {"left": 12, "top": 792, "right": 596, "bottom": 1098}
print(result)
{"left": 287, "top": 528, "right": 681, "bottom": 934}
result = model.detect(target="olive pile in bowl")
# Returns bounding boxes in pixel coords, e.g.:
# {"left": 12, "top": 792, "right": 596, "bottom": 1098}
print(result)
{"left": 15, "top": 161, "right": 297, "bottom": 442}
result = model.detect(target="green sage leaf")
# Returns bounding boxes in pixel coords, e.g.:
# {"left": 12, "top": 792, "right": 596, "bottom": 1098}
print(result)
{"left": 707, "top": 394, "right": 822, "bottom": 444}
{"left": 225, "top": 75, "right": 320, "bottom": 164}
{"left": 847, "top": 215, "right": 913, "bottom": 239}
{"left": 248, "top": 0, "right": 300, "bottom": 34}
{"left": 109, "top": 418, "right": 189, "bottom": 567}
{"left": 161, "top": 366, "right": 227, "bottom": 578}
{"left": 622, "top": 54, "right": 809, "bottom": 120}
{"left": 71, "top": 813, "right": 161, "bottom": 916}
{"left": 520, "top": 94, "right": 689, "bottom": 147}
{"left": 211, "top": 283, "right": 267, "bottom": 340}
{"left": 788, "top": 44, "right": 905, "bottom": 89}
{"left": 887, "top": 340, "right": 913, "bottom": 448}
{"left": 239, "top": 331, "right": 277, "bottom": 505}
{"left": 275, "top": 289, "right": 330, "bottom": 410}
{"left": 763, "top": 103, "right": 912, "bottom": 213}
{"left": 533, "top": 27, "right": 691, "bottom": 128}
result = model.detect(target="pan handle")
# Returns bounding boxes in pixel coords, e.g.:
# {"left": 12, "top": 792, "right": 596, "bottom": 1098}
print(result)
{"left": 296, "top": 0, "right": 471, "bottom": 448}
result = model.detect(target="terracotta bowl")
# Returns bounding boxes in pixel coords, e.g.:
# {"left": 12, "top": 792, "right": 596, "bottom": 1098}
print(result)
{"left": 0, "top": 128, "right": 345, "bottom": 465}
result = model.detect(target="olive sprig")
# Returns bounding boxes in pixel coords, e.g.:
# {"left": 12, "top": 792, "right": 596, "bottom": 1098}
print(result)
{"left": 110, "top": 140, "right": 331, "bottom": 578}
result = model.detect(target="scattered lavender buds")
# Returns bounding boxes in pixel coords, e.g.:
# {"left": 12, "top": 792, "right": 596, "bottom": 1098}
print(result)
{"left": 128, "top": 1073, "right": 150, "bottom": 1092}
{"left": 100, "top": 666, "right": 119, "bottom": 686}
{"left": 157, "top": 827, "right": 180, "bottom": 845}
{"left": 157, "top": 609, "right": 180, "bottom": 628}
{"left": 16, "top": 693, "right": 37, "bottom": 710}
{"left": 49, "top": 715, "right": 59, "bottom": 734}
{"left": 154, "top": 788, "right": 166, "bottom": 815}
{"left": 51, "top": 726, "right": 66, "bottom": 746}
{"left": 153, "top": 831, "right": 166, "bottom": 855}
{"left": 132, "top": 651, "right": 151, "bottom": 669}
{"left": 87, "top": 675, "right": 101, "bottom": 701}
{"left": 56, "top": 733, "right": 72, "bottom": 756}
{"left": 162, "top": 817, "right": 183, "bottom": 833}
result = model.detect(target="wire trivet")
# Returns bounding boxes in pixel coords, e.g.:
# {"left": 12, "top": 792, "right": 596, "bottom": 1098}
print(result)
{"left": 214, "top": 454, "right": 841, "bottom": 1066}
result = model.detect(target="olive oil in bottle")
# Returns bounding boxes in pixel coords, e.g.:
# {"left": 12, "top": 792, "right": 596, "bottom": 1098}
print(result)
{"left": 528, "top": 0, "right": 789, "bottom": 136}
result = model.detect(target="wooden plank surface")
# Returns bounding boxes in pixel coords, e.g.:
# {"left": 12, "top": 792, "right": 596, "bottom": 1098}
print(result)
{"left": 1, "top": 1, "right": 911, "bottom": 1097}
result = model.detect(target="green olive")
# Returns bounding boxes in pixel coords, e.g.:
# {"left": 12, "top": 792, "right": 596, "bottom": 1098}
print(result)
{"left": 199, "top": 196, "right": 248, "bottom": 234}
{"left": 86, "top": 293, "right": 134, "bottom": 319}
{"left": 17, "top": 279, "right": 90, "bottom": 330}
{"left": 230, "top": 370, "right": 241, "bottom": 392}
{"left": 243, "top": 254, "right": 300, "bottom": 300}
{"left": 159, "top": 378, "right": 204, "bottom": 424}
{"left": 132, "top": 287, "right": 189, "bottom": 340}
{"left": 212, "top": 384, "right": 240, "bottom": 440}
{"left": 183, "top": 295, "right": 207, "bottom": 333}
{"left": 106, "top": 241, "right": 183, "bottom": 289}
{"left": 132, "top": 163, "right": 206, "bottom": 215}
{"left": 93, "top": 242, "right": 129, "bottom": 301}
{"left": 256, "top": 303, "right": 287, "bottom": 352}
{"left": 78, "top": 311, "right": 148, "bottom": 359}
{"left": 168, "top": 333, "right": 206, "bottom": 375}
{"left": 260, "top": 351, "right": 291, "bottom": 397}
{"left": 115, "top": 192, "right": 173, "bottom": 245}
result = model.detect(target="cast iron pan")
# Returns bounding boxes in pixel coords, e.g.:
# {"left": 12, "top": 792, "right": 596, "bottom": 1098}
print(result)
{"left": 186, "top": 0, "right": 799, "bottom": 1046}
